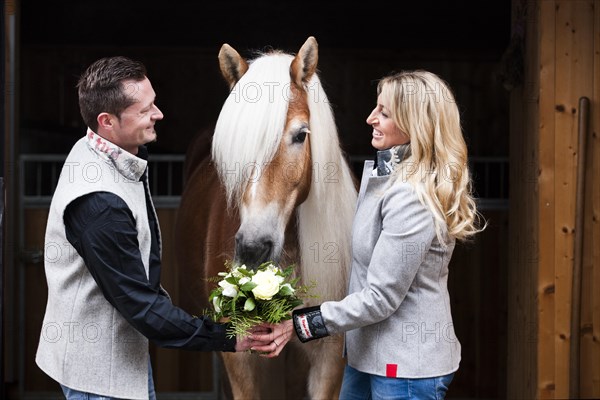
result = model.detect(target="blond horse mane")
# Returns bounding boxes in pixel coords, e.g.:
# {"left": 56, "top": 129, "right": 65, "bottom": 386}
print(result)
{"left": 212, "top": 51, "right": 357, "bottom": 302}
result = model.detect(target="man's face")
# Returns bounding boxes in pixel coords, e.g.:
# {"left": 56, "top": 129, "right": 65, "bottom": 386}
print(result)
{"left": 113, "top": 77, "right": 163, "bottom": 154}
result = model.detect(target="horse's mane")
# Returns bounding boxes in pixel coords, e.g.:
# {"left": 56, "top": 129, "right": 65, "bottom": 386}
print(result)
{"left": 212, "top": 51, "right": 357, "bottom": 301}
{"left": 212, "top": 52, "right": 290, "bottom": 206}
{"left": 297, "top": 71, "right": 357, "bottom": 302}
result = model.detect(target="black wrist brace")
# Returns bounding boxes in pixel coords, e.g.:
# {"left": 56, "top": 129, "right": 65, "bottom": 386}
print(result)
{"left": 292, "top": 305, "right": 330, "bottom": 343}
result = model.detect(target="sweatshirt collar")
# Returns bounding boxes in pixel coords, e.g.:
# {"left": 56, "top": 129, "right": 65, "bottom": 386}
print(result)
{"left": 85, "top": 128, "right": 147, "bottom": 182}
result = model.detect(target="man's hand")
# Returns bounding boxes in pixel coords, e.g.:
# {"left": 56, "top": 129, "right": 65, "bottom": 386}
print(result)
{"left": 234, "top": 325, "right": 272, "bottom": 352}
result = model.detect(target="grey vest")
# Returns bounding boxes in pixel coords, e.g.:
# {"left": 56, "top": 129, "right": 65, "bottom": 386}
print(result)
{"left": 36, "top": 131, "right": 157, "bottom": 399}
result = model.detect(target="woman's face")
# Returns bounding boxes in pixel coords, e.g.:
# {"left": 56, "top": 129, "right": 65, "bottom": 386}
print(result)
{"left": 366, "top": 93, "right": 409, "bottom": 150}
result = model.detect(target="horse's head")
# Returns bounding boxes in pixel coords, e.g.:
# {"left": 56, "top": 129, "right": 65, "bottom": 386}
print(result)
{"left": 212, "top": 37, "right": 320, "bottom": 270}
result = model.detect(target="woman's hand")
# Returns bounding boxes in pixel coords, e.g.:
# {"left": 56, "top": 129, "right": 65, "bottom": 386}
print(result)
{"left": 248, "top": 319, "right": 295, "bottom": 358}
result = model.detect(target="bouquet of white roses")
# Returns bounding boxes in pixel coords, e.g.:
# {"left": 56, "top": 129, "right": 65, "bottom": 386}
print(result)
{"left": 208, "top": 261, "right": 310, "bottom": 338}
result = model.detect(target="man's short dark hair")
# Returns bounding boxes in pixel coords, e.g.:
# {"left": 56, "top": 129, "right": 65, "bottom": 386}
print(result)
{"left": 77, "top": 56, "right": 147, "bottom": 132}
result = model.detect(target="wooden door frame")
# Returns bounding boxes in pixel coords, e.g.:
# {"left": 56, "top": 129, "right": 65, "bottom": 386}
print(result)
{"left": 508, "top": 0, "right": 600, "bottom": 398}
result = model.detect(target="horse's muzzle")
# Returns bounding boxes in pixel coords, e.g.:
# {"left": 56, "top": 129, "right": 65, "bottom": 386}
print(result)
{"left": 234, "top": 232, "right": 275, "bottom": 270}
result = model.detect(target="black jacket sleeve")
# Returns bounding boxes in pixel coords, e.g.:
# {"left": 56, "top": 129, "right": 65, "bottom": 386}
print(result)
{"left": 64, "top": 192, "right": 236, "bottom": 352}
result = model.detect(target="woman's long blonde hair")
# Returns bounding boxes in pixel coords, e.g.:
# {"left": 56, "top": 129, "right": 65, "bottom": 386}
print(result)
{"left": 379, "top": 70, "right": 485, "bottom": 244}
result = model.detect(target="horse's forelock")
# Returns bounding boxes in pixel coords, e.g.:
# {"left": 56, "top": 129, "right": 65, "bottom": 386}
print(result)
{"left": 212, "top": 53, "right": 293, "bottom": 206}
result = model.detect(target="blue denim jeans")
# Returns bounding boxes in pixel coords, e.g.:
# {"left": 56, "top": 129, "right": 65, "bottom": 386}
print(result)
{"left": 60, "top": 359, "right": 156, "bottom": 400}
{"left": 339, "top": 364, "right": 454, "bottom": 400}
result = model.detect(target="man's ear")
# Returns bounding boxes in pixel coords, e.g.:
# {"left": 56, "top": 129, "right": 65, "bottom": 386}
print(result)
{"left": 97, "top": 112, "right": 115, "bottom": 130}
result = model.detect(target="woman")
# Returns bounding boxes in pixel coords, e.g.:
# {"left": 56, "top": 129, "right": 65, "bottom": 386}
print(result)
{"left": 254, "top": 70, "right": 485, "bottom": 399}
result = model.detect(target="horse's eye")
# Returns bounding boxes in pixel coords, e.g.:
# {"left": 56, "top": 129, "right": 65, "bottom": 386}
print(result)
{"left": 292, "top": 130, "right": 308, "bottom": 144}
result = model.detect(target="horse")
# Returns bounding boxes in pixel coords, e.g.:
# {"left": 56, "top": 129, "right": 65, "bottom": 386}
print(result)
{"left": 174, "top": 36, "right": 358, "bottom": 399}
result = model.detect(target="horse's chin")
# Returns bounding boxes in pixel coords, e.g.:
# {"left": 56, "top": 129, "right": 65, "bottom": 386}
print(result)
{"left": 233, "top": 240, "right": 281, "bottom": 271}
{"left": 233, "top": 253, "right": 280, "bottom": 271}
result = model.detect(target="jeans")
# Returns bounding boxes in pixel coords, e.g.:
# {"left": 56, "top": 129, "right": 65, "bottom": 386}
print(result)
{"left": 339, "top": 364, "right": 454, "bottom": 400}
{"left": 60, "top": 359, "right": 156, "bottom": 400}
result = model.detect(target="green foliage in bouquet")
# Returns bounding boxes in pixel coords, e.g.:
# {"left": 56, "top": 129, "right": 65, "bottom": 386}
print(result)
{"left": 208, "top": 260, "right": 313, "bottom": 338}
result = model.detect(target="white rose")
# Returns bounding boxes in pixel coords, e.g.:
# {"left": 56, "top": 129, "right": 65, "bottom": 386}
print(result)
{"left": 251, "top": 269, "right": 281, "bottom": 300}
{"left": 219, "top": 280, "right": 238, "bottom": 298}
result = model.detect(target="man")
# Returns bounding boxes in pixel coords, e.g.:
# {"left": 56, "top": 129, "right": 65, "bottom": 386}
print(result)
{"left": 36, "top": 56, "right": 270, "bottom": 400}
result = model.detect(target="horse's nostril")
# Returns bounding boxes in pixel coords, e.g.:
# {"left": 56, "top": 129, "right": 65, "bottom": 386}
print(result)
{"left": 235, "top": 232, "right": 243, "bottom": 244}
{"left": 264, "top": 240, "right": 273, "bottom": 252}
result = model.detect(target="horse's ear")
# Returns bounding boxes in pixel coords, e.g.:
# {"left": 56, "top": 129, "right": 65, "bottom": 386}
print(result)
{"left": 290, "top": 36, "right": 318, "bottom": 87}
{"left": 218, "top": 43, "right": 249, "bottom": 89}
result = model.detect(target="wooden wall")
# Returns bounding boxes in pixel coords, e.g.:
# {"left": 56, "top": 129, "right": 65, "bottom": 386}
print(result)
{"left": 508, "top": 0, "right": 600, "bottom": 398}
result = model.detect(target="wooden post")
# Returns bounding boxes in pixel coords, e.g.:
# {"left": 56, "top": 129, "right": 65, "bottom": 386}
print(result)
{"left": 569, "top": 96, "right": 590, "bottom": 399}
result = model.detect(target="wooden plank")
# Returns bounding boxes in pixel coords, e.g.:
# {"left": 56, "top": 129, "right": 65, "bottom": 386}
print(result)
{"left": 507, "top": 1, "right": 541, "bottom": 398}
{"left": 585, "top": 1, "right": 600, "bottom": 396}
{"left": 538, "top": 0, "right": 557, "bottom": 398}
{"left": 23, "top": 209, "right": 56, "bottom": 391}
{"left": 152, "top": 210, "right": 181, "bottom": 391}
{"left": 152, "top": 209, "right": 215, "bottom": 392}
{"left": 553, "top": 1, "right": 591, "bottom": 396}
{"left": 553, "top": 1, "right": 597, "bottom": 396}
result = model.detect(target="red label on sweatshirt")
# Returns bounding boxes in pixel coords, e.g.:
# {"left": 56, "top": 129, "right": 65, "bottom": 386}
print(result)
{"left": 386, "top": 364, "right": 398, "bottom": 378}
